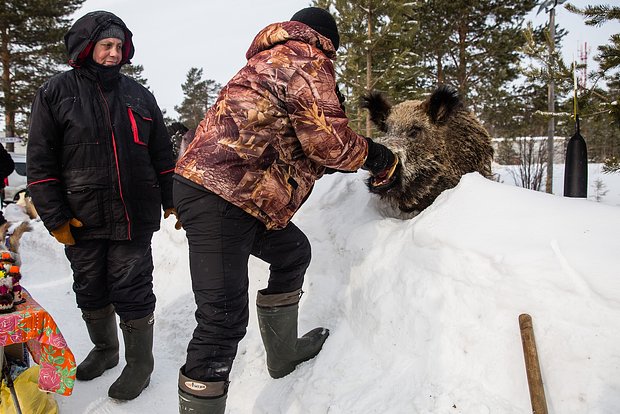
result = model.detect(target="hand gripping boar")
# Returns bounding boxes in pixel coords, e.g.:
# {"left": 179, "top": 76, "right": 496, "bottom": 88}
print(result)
{"left": 362, "top": 85, "right": 494, "bottom": 218}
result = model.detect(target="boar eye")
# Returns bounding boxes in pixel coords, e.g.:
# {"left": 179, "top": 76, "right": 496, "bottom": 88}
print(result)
{"left": 408, "top": 126, "right": 421, "bottom": 137}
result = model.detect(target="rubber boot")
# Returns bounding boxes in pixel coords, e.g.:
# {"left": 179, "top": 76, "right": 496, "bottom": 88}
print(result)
{"left": 256, "top": 289, "right": 329, "bottom": 379}
{"left": 108, "top": 313, "right": 154, "bottom": 400}
{"left": 76, "top": 304, "right": 119, "bottom": 381}
{"left": 178, "top": 366, "right": 228, "bottom": 413}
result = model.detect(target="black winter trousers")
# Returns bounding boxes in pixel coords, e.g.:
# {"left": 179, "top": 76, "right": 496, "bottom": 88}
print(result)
{"left": 64, "top": 234, "right": 155, "bottom": 321}
{"left": 173, "top": 177, "right": 311, "bottom": 382}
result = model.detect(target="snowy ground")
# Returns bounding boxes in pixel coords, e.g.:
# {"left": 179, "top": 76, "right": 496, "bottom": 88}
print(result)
{"left": 6, "top": 164, "right": 620, "bottom": 413}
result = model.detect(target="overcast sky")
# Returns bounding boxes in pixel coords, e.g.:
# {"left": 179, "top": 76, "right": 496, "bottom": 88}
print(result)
{"left": 72, "top": 0, "right": 618, "bottom": 118}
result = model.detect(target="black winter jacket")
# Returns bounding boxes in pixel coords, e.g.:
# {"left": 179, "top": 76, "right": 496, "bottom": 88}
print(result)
{"left": 0, "top": 143, "right": 14, "bottom": 184}
{"left": 27, "top": 11, "right": 174, "bottom": 240}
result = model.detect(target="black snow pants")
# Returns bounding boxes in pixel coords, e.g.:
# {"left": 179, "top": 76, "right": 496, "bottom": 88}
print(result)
{"left": 64, "top": 233, "right": 156, "bottom": 321}
{"left": 173, "top": 177, "right": 311, "bottom": 382}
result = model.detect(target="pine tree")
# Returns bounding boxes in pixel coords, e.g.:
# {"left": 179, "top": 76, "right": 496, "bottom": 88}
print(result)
{"left": 312, "top": 1, "right": 539, "bottom": 138}
{"left": 0, "top": 0, "right": 85, "bottom": 148}
{"left": 174, "top": 67, "right": 221, "bottom": 130}
{"left": 566, "top": 3, "right": 620, "bottom": 172}
{"left": 494, "top": 21, "right": 573, "bottom": 142}
{"left": 411, "top": 0, "right": 538, "bottom": 112}
{"left": 312, "top": 0, "right": 421, "bottom": 136}
{"left": 121, "top": 63, "right": 150, "bottom": 90}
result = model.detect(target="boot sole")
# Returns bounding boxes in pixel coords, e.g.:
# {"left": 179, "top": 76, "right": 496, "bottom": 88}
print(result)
{"left": 268, "top": 353, "right": 318, "bottom": 379}
{"left": 108, "top": 377, "right": 150, "bottom": 400}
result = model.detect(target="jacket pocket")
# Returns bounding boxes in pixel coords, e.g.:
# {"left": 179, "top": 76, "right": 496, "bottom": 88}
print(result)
{"left": 250, "top": 164, "right": 293, "bottom": 221}
{"left": 66, "top": 187, "right": 105, "bottom": 228}
{"left": 127, "top": 105, "right": 153, "bottom": 146}
{"left": 131, "top": 183, "right": 162, "bottom": 226}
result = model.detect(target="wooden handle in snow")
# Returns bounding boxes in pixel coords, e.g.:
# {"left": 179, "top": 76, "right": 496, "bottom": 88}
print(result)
{"left": 519, "top": 313, "right": 548, "bottom": 414}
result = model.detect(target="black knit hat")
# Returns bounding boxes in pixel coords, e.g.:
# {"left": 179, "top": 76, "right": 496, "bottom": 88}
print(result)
{"left": 96, "top": 23, "right": 125, "bottom": 43}
{"left": 291, "top": 7, "right": 339, "bottom": 50}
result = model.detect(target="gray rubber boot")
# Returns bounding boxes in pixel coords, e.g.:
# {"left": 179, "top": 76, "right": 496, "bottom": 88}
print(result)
{"left": 108, "top": 313, "right": 154, "bottom": 400}
{"left": 178, "top": 367, "right": 228, "bottom": 413}
{"left": 76, "top": 304, "right": 119, "bottom": 381}
{"left": 256, "top": 289, "right": 329, "bottom": 379}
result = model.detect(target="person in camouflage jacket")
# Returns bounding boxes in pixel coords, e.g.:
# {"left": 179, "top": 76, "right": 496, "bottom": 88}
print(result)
{"left": 174, "top": 7, "right": 398, "bottom": 412}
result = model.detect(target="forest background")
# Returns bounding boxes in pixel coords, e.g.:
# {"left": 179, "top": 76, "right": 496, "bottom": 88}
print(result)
{"left": 1, "top": 0, "right": 619, "bottom": 191}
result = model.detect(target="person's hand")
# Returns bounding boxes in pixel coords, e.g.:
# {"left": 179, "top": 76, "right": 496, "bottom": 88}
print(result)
{"left": 51, "top": 218, "right": 83, "bottom": 245}
{"left": 362, "top": 138, "right": 398, "bottom": 176}
{"left": 164, "top": 208, "right": 182, "bottom": 230}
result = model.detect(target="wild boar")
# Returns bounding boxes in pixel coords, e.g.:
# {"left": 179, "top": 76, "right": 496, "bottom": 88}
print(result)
{"left": 362, "top": 85, "right": 494, "bottom": 218}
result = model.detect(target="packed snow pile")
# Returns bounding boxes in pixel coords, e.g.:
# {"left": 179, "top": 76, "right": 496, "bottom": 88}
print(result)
{"left": 18, "top": 171, "right": 620, "bottom": 413}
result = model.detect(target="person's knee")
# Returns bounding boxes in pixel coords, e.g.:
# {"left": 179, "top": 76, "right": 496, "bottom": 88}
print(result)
{"left": 195, "top": 288, "right": 249, "bottom": 337}
{"left": 289, "top": 233, "right": 311, "bottom": 276}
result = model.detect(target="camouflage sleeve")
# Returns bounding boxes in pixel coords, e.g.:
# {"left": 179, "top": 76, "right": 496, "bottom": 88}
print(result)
{"left": 285, "top": 58, "right": 368, "bottom": 171}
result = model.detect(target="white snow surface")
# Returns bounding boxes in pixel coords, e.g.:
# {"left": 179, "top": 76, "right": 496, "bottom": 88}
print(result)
{"left": 11, "top": 167, "right": 620, "bottom": 413}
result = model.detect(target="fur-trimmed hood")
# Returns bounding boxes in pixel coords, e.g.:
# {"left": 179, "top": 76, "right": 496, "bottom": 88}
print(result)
{"left": 65, "top": 10, "right": 134, "bottom": 67}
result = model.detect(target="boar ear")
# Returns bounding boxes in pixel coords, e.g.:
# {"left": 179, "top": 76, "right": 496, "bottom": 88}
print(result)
{"left": 361, "top": 91, "right": 391, "bottom": 132}
{"left": 426, "top": 85, "right": 462, "bottom": 125}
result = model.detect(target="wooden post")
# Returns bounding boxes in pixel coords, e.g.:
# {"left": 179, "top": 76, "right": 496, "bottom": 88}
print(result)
{"left": 519, "top": 314, "right": 548, "bottom": 414}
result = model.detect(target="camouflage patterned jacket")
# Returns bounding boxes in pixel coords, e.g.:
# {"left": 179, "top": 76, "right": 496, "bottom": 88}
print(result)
{"left": 175, "top": 21, "right": 368, "bottom": 229}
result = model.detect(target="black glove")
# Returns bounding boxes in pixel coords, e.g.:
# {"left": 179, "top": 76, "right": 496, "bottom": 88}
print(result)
{"left": 363, "top": 138, "right": 397, "bottom": 176}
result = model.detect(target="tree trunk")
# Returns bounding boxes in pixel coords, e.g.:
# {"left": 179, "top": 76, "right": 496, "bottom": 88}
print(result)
{"left": 546, "top": 7, "right": 556, "bottom": 194}
{"left": 1, "top": 27, "right": 15, "bottom": 151}
{"left": 365, "top": 2, "right": 373, "bottom": 137}
{"left": 457, "top": 20, "right": 468, "bottom": 99}
{"left": 436, "top": 55, "right": 444, "bottom": 85}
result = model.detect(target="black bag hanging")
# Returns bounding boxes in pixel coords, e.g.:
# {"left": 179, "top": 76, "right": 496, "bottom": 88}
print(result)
{"left": 563, "top": 115, "right": 588, "bottom": 198}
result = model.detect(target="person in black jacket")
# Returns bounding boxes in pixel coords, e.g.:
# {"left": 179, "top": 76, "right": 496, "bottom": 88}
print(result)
{"left": 1, "top": 143, "right": 15, "bottom": 231}
{"left": 27, "top": 11, "right": 177, "bottom": 401}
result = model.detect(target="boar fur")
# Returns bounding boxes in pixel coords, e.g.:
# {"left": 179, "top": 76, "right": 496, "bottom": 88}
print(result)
{"left": 362, "top": 85, "right": 494, "bottom": 218}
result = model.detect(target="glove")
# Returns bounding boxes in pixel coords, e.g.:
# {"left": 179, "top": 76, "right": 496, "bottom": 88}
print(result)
{"left": 51, "top": 218, "right": 83, "bottom": 245}
{"left": 164, "top": 208, "right": 182, "bottom": 230}
{"left": 362, "top": 138, "right": 398, "bottom": 176}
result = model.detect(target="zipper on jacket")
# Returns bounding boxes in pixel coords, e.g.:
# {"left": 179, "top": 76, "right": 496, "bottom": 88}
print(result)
{"left": 127, "top": 105, "right": 151, "bottom": 146}
{"left": 96, "top": 83, "right": 132, "bottom": 240}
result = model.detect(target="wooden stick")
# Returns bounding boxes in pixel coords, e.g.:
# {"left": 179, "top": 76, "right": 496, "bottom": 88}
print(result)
{"left": 519, "top": 314, "right": 548, "bottom": 414}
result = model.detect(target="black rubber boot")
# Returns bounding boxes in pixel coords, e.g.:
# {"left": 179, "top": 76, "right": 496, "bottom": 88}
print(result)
{"left": 256, "top": 289, "right": 329, "bottom": 379}
{"left": 76, "top": 304, "right": 119, "bottom": 381}
{"left": 178, "top": 367, "right": 228, "bottom": 413}
{"left": 108, "top": 313, "right": 154, "bottom": 400}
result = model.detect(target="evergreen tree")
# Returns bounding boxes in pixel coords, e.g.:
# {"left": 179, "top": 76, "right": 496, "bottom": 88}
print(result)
{"left": 174, "top": 67, "right": 221, "bottom": 130}
{"left": 313, "top": 1, "right": 539, "bottom": 138}
{"left": 312, "top": 0, "right": 420, "bottom": 136}
{"left": 568, "top": 76, "right": 620, "bottom": 163}
{"left": 503, "top": 21, "right": 573, "bottom": 142}
{"left": 566, "top": 3, "right": 620, "bottom": 171}
{"left": 411, "top": 0, "right": 538, "bottom": 113}
{"left": 0, "top": 0, "right": 85, "bottom": 147}
{"left": 121, "top": 63, "right": 150, "bottom": 90}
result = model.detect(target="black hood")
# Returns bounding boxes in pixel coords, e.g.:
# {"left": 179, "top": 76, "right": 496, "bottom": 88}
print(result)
{"left": 65, "top": 10, "right": 134, "bottom": 67}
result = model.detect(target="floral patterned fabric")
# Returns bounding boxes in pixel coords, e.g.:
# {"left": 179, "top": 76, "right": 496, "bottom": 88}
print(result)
{"left": 0, "top": 289, "right": 76, "bottom": 396}
{"left": 176, "top": 21, "right": 368, "bottom": 229}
